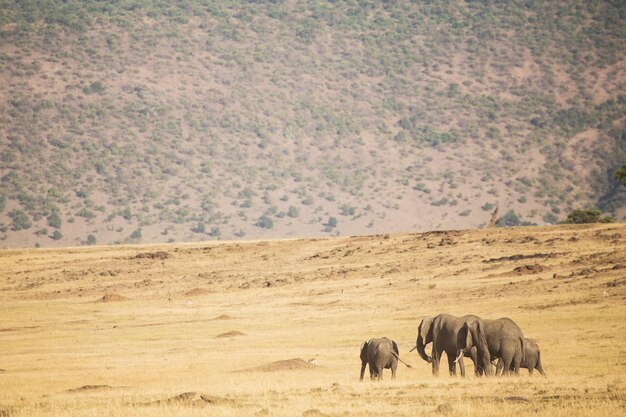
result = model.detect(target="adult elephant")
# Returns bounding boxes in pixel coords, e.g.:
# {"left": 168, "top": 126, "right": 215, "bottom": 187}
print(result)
{"left": 461, "top": 317, "right": 526, "bottom": 376}
{"left": 416, "top": 314, "right": 482, "bottom": 377}
{"left": 496, "top": 338, "right": 545, "bottom": 376}
{"left": 360, "top": 337, "right": 399, "bottom": 381}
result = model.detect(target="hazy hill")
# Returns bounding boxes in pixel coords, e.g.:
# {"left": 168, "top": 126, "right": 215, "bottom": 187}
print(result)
{"left": 0, "top": 0, "right": 625, "bottom": 247}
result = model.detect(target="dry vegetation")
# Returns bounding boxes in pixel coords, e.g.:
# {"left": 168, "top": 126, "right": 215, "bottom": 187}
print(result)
{"left": 1, "top": 223, "right": 625, "bottom": 416}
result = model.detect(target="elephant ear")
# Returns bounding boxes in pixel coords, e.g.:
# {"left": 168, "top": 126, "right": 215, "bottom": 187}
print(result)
{"left": 419, "top": 317, "right": 434, "bottom": 344}
{"left": 360, "top": 341, "right": 368, "bottom": 361}
{"left": 392, "top": 340, "right": 399, "bottom": 356}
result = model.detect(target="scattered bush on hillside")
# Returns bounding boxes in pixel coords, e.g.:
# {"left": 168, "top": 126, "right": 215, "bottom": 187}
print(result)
{"left": 497, "top": 210, "right": 521, "bottom": 227}
{"left": 194, "top": 222, "right": 206, "bottom": 234}
{"left": 9, "top": 209, "right": 32, "bottom": 231}
{"left": 340, "top": 205, "right": 355, "bottom": 216}
{"left": 542, "top": 212, "right": 558, "bottom": 224}
{"left": 51, "top": 230, "right": 62, "bottom": 240}
{"left": 616, "top": 164, "right": 626, "bottom": 186}
{"left": 86, "top": 234, "right": 97, "bottom": 245}
{"left": 327, "top": 217, "right": 337, "bottom": 228}
{"left": 0, "top": 193, "right": 5, "bottom": 212}
{"left": 287, "top": 206, "right": 299, "bottom": 218}
{"left": 563, "top": 209, "right": 614, "bottom": 224}
{"left": 256, "top": 215, "right": 273, "bottom": 229}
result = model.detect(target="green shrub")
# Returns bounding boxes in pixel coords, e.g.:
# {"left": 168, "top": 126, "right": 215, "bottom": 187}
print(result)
{"left": 194, "top": 222, "right": 206, "bottom": 233}
{"left": 51, "top": 230, "right": 62, "bottom": 240}
{"left": 287, "top": 206, "right": 299, "bottom": 218}
{"left": 86, "top": 234, "right": 97, "bottom": 245}
{"left": 9, "top": 209, "right": 31, "bottom": 231}
{"left": 542, "top": 212, "right": 559, "bottom": 224}
{"left": 327, "top": 217, "right": 337, "bottom": 228}
{"left": 563, "top": 208, "right": 614, "bottom": 224}
{"left": 616, "top": 164, "right": 626, "bottom": 186}
{"left": 497, "top": 210, "right": 521, "bottom": 227}
{"left": 256, "top": 215, "right": 273, "bottom": 229}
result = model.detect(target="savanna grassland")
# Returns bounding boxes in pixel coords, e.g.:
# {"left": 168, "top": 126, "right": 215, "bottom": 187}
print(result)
{"left": 0, "top": 223, "right": 625, "bottom": 416}
{"left": 1, "top": 0, "right": 626, "bottom": 247}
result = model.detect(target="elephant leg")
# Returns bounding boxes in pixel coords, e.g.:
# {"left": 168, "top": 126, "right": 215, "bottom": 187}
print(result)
{"left": 528, "top": 367, "right": 534, "bottom": 376}
{"left": 502, "top": 356, "right": 513, "bottom": 376}
{"left": 447, "top": 352, "right": 457, "bottom": 376}
{"left": 391, "top": 361, "right": 397, "bottom": 380}
{"left": 471, "top": 351, "right": 482, "bottom": 377}
{"left": 371, "top": 364, "right": 381, "bottom": 381}
{"left": 512, "top": 355, "right": 522, "bottom": 375}
{"left": 537, "top": 364, "right": 545, "bottom": 376}
{"left": 458, "top": 355, "right": 466, "bottom": 378}
{"left": 431, "top": 350, "right": 441, "bottom": 376}
{"left": 495, "top": 358, "right": 504, "bottom": 376}
{"left": 360, "top": 362, "right": 367, "bottom": 381}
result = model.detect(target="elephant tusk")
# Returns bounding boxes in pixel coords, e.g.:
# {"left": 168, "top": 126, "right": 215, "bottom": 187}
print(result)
{"left": 453, "top": 350, "right": 464, "bottom": 364}
{"left": 409, "top": 346, "right": 417, "bottom": 353}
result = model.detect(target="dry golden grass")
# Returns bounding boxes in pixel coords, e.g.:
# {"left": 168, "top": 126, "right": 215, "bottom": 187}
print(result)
{"left": 1, "top": 223, "right": 625, "bottom": 416}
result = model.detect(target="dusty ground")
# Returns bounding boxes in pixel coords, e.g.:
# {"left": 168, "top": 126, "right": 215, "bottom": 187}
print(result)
{"left": 0, "top": 223, "right": 625, "bottom": 416}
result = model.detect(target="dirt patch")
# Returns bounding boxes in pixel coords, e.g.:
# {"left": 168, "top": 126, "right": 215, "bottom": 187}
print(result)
{"left": 145, "top": 392, "right": 234, "bottom": 407}
{"left": 133, "top": 251, "right": 169, "bottom": 260}
{"left": 0, "top": 326, "right": 40, "bottom": 332}
{"left": 211, "top": 314, "right": 235, "bottom": 320}
{"left": 302, "top": 409, "right": 327, "bottom": 417}
{"left": 513, "top": 264, "right": 544, "bottom": 274}
{"left": 65, "top": 385, "right": 114, "bottom": 393}
{"left": 237, "top": 358, "right": 318, "bottom": 372}
{"left": 501, "top": 396, "right": 530, "bottom": 403}
{"left": 484, "top": 253, "right": 556, "bottom": 263}
{"left": 216, "top": 330, "right": 246, "bottom": 338}
{"left": 96, "top": 293, "right": 129, "bottom": 302}
{"left": 520, "top": 297, "right": 598, "bottom": 311}
{"left": 184, "top": 287, "right": 212, "bottom": 297}
{"left": 436, "top": 403, "right": 454, "bottom": 414}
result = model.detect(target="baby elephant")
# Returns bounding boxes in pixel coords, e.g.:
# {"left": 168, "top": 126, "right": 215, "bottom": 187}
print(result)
{"left": 360, "top": 337, "right": 399, "bottom": 381}
{"left": 496, "top": 338, "right": 545, "bottom": 376}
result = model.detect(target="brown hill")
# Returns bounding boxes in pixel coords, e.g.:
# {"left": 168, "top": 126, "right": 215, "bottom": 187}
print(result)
{"left": 0, "top": 1, "right": 624, "bottom": 247}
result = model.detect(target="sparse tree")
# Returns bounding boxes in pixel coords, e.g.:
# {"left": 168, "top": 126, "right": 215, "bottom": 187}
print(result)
{"left": 616, "top": 164, "right": 626, "bottom": 186}
{"left": 287, "top": 206, "right": 299, "bottom": 218}
{"left": 9, "top": 209, "right": 31, "bottom": 231}
{"left": 256, "top": 215, "right": 273, "bottom": 229}
{"left": 563, "top": 209, "right": 614, "bottom": 224}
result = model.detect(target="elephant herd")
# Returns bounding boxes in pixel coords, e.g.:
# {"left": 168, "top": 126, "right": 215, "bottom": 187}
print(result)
{"left": 360, "top": 313, "right": 544, "bottom": 381}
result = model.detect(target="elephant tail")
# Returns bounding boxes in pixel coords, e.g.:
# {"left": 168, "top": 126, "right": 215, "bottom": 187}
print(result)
{"left": 391, "top": 350, "right": 413, "bottom": 369}
{"left": 536, "top": 348, "right": 546, "bottom": 376}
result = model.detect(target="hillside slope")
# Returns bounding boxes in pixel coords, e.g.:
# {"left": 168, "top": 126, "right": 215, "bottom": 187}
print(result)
{"left": 0, "top": 0, "right": 625, "bottom": 247}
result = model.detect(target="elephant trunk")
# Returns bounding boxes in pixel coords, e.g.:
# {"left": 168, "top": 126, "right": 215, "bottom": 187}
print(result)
{"left": 416, "top": 335, "right": 432, "bottom": 363}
